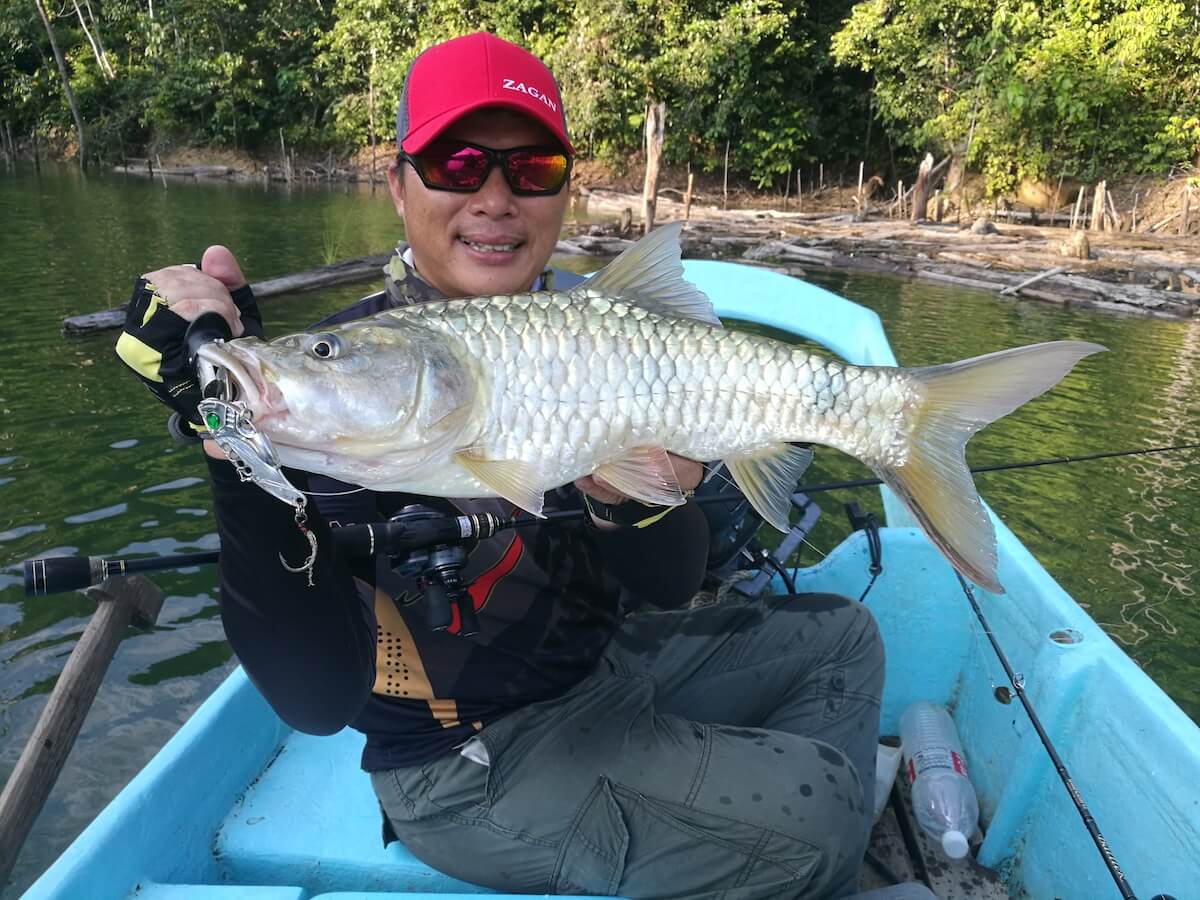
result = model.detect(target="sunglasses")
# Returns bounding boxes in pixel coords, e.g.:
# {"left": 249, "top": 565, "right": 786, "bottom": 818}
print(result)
{"left": 401, "top": 140, "right": 571, "bottom": 196}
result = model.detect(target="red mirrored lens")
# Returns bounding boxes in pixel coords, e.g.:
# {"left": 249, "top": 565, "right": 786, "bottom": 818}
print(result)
{"left": 416, "top": 145, "right": 490, "bottom": 189}
{"left": 410, "top": 143, "right": 569, "bottom": 194}
{"left": 506, "top": 151, "right": 568, "bottom": 193}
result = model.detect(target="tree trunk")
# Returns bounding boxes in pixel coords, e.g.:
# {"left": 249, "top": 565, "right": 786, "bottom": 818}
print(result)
{"left": 71, "top": 0, "right": 114, "bottom": 79}
{"left": 33, "top": 0, "right": 88, "bottom": 170}
{"left": 641, "top": 100, "right": 665, "bottom": 234}
{"left": 911, "top": 152, "right": 933, "bottom": 223}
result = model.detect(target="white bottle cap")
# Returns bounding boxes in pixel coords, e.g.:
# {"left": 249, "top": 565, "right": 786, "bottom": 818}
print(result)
{"left": 942, "top": 829, "right": 969, "bottom": 858}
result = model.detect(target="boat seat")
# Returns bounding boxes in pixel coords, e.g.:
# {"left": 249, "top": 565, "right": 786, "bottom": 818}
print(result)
{"left": 214, "top": 728, "right": 494, "bottom": 895}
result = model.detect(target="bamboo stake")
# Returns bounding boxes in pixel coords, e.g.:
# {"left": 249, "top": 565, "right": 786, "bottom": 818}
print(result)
{"left": 783, "top": 167, "right": 791, "bottom": 211}
{"left": 1182, "top": 184, "right": 1192, "bottom": 236}
{"left": 0, "top": 577, "right": 164, "bottom": 887}
{"left": 1132, "top": 192, "right": 1139, "bottom": 232}
{"left": 683, "top": 170, "right": 694, "bottom": 222}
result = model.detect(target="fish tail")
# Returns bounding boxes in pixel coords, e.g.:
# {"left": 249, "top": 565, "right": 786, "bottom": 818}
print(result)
{"left": 877, "top": 340, "right": 1106, "bottom": 594}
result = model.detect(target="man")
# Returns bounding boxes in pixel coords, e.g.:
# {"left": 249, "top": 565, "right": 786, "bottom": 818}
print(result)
{"left": 116, "top": 32, "right": 884, "bottom": 899}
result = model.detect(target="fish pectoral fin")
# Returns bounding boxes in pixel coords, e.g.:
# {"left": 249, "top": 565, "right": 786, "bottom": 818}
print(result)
{"left": 592, "top": 445, "right": 686, "bottom": 506}
{"left": 568, "top": 222, "right": 721, "bottom": 326}
{"left": 454, "top": 452, "right": 545, "bottom": 517}
{"left": 725, "top": 444, "right": 814, "bottom": 533}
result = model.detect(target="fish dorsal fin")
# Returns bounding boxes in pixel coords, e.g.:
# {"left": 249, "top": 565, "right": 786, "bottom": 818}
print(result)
{"left": 592, "top": 446, "right": 686, "bottom": 507}
{"left": 569, "top": 222, "right": 721, "bottom": 326}
{"left": 725, "top": 444, "right": 814, "bottom": 532}
{"left": 454, "top": 451, "right": 545, "bottom": 516}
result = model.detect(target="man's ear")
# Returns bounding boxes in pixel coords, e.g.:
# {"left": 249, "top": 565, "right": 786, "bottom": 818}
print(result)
{"left": 386, "top": 161, "right": 405, "bottom": 218}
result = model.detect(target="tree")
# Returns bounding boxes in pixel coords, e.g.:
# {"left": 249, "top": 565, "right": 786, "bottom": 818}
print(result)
{"left": 31, "top": 0, "right": 86, "bottom": 168}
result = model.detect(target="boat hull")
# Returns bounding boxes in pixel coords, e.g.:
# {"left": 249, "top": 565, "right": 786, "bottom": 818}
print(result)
{"left": 24, "top": 261, "right": 1200, "bottom": 900}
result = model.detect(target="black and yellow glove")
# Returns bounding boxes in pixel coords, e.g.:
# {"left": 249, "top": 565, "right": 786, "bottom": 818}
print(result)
{"left": 114, "top": 275, "right": 263, "bottom": 431}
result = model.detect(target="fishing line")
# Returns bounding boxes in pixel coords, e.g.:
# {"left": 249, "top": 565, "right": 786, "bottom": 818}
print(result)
{"left": 954, "top": 572, "right": 1140, "bottom": 900}
{"left": 801, "top": 442, "right": 1200, "bottom": 495}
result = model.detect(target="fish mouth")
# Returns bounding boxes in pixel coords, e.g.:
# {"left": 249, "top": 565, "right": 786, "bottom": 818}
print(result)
{"left": 194, "top": 341, "right": 283, "bottom": 419}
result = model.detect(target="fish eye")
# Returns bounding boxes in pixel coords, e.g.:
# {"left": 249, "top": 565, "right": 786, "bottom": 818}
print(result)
{"left": 306, "top": 333, "right": 343, "bottom": 360}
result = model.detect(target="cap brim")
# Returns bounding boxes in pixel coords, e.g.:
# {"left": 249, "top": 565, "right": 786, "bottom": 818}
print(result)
{"left": 401, "top": 98, "right": 575, "bottom": 156}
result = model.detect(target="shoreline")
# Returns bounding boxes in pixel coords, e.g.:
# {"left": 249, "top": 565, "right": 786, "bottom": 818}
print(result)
{"left": 59, "top": 157, "right": 1200, "bottom": 328}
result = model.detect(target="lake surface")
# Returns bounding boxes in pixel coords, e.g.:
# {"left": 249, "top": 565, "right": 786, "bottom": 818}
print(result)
{"left": 1, "top": 166, "right": 1197, "bottom": 896}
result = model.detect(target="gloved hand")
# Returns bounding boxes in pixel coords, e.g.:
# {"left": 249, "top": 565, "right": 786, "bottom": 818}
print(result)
{"left": 115, "top": 246, "right": 262, "bottom": 431}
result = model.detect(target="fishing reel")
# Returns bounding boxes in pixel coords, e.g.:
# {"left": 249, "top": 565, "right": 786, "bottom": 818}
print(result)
{"left": 384, "top": 504, "right": 484, "bottom": 637}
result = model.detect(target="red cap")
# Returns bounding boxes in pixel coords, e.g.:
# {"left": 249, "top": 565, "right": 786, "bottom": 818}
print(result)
{"left": 397, "top": 33, "right": 574, "bottom": 156}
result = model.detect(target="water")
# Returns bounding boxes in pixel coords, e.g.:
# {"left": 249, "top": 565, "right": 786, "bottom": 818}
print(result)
{"left": 0, "top": 166, "right": 1196, "bottom": 895}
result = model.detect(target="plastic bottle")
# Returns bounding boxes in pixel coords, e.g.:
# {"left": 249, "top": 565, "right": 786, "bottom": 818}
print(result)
{"left": 899, "top": 701, "right": 980, "bottom": 859}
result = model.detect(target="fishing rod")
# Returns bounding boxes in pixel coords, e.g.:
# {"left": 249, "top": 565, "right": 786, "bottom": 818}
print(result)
{"left": 801, "top": 442, "right": 1200, "bottom": 494}
{"left": 23, "top": 441, "right": 1199, "bottom": 598}
{"left": 951, "top": 572, "right": 1174, "bottom": 900}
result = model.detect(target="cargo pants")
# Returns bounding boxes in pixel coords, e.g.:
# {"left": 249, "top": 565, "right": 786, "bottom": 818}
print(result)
{"left": 371, "top": 592, "right": 885, "bottom": 899}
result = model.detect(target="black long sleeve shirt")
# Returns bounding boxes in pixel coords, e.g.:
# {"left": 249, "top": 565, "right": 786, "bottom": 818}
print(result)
{"left": 207, "top": 254, "right": 710, "bottom": 771}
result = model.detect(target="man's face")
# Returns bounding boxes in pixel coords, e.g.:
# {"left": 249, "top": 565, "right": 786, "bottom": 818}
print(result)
{"left": 387, "top": 108, "right": 570, "bottom": 298}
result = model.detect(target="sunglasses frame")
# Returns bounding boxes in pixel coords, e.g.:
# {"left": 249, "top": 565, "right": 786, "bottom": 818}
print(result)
{"left": 400, "top": 140, "right": 572, "bottom": 197}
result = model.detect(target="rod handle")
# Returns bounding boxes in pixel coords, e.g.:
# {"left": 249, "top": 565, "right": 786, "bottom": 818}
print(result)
{"left": 24, "top": 556, "right": 100, "bottom": 596}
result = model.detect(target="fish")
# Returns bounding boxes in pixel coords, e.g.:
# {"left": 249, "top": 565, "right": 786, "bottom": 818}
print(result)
{"left": 196, "top": 222, "right": 1105, "bottom": 593}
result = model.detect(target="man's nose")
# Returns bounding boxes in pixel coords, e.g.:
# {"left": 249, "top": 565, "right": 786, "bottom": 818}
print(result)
{"left": 468, "top": 164, "right": 517, "bottom": 215}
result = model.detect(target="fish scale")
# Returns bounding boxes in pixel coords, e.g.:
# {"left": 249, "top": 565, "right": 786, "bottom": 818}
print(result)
{"left": 197, "top": 221, "right": 1105, "bottom": 593}
{"left": 389, "top": 291, "right": 912, "bottom": 487}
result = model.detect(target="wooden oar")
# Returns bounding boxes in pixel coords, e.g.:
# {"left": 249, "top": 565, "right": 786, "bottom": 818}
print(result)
{"left": 0, "top": 575, "right": 164, "bottom": 887}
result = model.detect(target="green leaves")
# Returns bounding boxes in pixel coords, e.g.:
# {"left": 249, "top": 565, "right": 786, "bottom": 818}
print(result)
{"left": 831, "top": 0, "right": 1200, "bottom": 192}
{"left": 3, "top": 0, "right": 1193, "bottom": 186}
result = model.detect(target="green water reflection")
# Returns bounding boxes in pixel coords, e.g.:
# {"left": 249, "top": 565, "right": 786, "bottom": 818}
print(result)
{"left": 0, "top": 165, "right": 1196, "bottom": 895}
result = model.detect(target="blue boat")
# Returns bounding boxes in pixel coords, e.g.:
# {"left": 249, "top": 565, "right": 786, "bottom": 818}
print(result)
{"left": 22, "top": 260, "right": 1200, "bottom": 899}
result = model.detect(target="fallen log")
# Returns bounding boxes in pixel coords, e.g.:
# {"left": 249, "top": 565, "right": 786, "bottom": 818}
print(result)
{"left": 1000, "top": 265, "right": 1071, "bottom": 296}
{"left": 62, "top": 253, "right": 391, "bottom": 335}
{"left": 113, "top": 164, "right": 234, "bottom": 178}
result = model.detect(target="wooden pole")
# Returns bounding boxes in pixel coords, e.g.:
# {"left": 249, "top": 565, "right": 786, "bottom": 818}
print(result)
{"left": 1182, "top": 184, "right": 1192, "bottom": 236}
{"left": 722, "top": 140, "right": 730, "bottom": 211}
{"left": 796, "top": 170, "right": 802, "bottom": 211}
{"left": 0, "top": 576, "right": 164, "bottom": 887}
{"left": 1132, "top": 192, "right": 1139, "bottom": 232}
{"left": 683, "top": 170, "right": 694, "bottom": 222}
{"left": 641, "top": 100, "right": 666, "bottom": 234}
{"left": 783, "top": 167, "right": 791, "bottom": 211}
{"left": 1072, "top": 185, "right": 1087, "bottom": 230}
{"left": 368, "top": 46, "right": 377, "bottom": 190}
{"left": 911, "top": 152, "right": 933, "bottom": 223}
{"left": 1090, "top": 180, "right": 1106, "bottom": 232}
{"left": 819, "top": 162, "right": 824, "bottom": 191}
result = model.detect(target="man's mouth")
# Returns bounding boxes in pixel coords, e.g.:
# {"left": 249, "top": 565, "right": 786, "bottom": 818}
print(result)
{"left": 460, "top": 237, "right": 522, "bottom": 253}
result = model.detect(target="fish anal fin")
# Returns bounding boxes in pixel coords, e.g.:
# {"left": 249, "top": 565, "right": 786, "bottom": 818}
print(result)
{"left": 725, "top": 444, "right": 814, "bottom": 533}
{"left": 454, "top": 452, "right": 545, "bottom": 517}
{"left": 568, "top": 222, "right": 721, "bottom": 326}
{"left": 592, "top": 446, "right": 685, "bottom": 507}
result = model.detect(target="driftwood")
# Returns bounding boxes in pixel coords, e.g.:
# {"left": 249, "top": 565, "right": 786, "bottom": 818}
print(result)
{"left": 62, "top": 253, "right": 391, "bottom": 335}
{"left": 1000, "top": 265, "right": 1071, "bottom": 296}
{"left": 114, "top": 163, "right": 233, "bottom": 178}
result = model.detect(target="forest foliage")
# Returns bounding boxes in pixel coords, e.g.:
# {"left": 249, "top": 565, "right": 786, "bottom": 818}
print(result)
{"left": 3, "top": 0, "right": 1198, "bottom": 193}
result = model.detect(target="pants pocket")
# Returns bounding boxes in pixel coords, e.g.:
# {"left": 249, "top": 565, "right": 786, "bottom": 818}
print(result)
{"left": 553, "top": 777, "right": 630, "bottom": 896}
{"left": 554, "top": 777, "right": 824, "bottom": 899}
